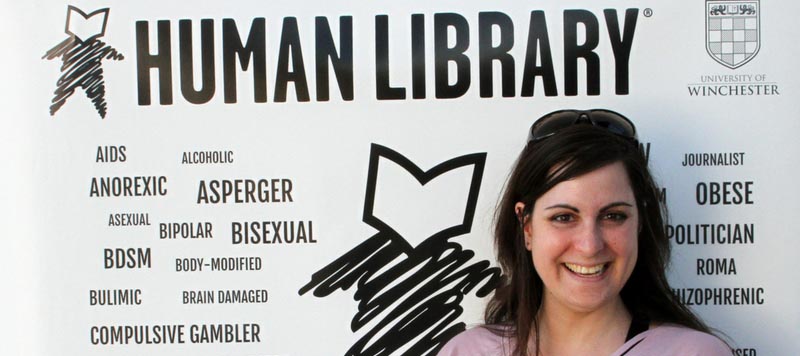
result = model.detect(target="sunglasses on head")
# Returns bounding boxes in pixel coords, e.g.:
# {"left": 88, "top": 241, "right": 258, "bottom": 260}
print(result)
{"left": 528, "top": 109, "right": 638, "bottom": 143}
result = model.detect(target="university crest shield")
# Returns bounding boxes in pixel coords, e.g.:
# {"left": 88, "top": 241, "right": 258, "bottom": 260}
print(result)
{"left": 706, "top": 0, "right": 760, "bottom": 69}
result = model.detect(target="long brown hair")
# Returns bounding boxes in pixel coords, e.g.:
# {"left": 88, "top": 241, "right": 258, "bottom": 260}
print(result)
{"left": 484, "top": 125, "right": 711, "bottom": 355}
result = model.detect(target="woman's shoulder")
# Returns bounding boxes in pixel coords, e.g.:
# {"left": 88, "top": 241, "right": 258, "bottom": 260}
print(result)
{"left": 437, "top": 325, "right": 514, "bottom": 356}
{"left": 648, "top": 324, "right": 729, "bottom": 346}
{"left": 616, "top": 324, "right": 731, "bottom": 356}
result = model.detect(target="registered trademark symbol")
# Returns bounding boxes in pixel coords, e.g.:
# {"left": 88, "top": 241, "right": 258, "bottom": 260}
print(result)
{"left": 643, "top": 8, "right": 653, "bottom": 17}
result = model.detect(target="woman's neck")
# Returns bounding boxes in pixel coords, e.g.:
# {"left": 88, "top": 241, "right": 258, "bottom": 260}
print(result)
{"left": 535, "top": 295, "right": 632, "bottom": 356}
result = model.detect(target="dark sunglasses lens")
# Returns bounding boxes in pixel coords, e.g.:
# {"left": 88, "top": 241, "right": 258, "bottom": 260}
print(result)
{"left": 589, "top": 111, "right": 636, "bottom": 138}
{"left": 529, "top": 112, "right": 579, "bottom": 142}
{"left": 529, "top": 109, "right": 637, "bottom": 143}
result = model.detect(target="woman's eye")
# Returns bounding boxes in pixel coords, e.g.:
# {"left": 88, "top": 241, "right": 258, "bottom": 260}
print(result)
{"left": 602, "top": 212, "right": 628, "bottom": 221}
{"left": 551, "top": 214, "right": 574, "bottom": 223}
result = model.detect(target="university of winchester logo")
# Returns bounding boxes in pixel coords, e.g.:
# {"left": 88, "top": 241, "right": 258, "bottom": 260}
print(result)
{"left": 43, "top": 6, "right": 124, "bottom": 118}
{"left": 706, "top": 0, "right": 760, "bottom": 69}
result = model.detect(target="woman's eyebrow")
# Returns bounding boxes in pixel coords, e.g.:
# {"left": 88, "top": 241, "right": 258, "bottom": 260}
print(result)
{"left": 600, "top": 202, "right": 634, "bottom": 210}
{"left": 543, "top": 202, "right": 633, "bottom": 212}
{"left": 544, "top": 204, "right": 579, "bottom": 212}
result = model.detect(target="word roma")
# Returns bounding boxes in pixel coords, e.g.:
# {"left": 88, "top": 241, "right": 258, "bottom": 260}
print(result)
{"left": 182, "top": 289, "right": 268, "bottom": 304}
{"left": 696, "top": 257, "right": 736, "bottom": 276}
{"left": 135, "top": 9, "right": 639, "bottom": 105}
{"left": 90, "top": 323, "right": 261, "bottom": 345}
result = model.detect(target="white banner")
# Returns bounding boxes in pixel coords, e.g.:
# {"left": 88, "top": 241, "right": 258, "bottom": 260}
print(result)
{"left": 1, "top": 1, "right": 798, "bottom": 355}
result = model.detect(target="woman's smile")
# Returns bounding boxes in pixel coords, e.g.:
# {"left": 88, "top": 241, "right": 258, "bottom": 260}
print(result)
{"left": 563, "top": 262, "right": 608, "bottom": 277}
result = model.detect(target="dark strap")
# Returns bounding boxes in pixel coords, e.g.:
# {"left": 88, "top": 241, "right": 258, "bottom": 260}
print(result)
{"left": 625, "top": 316, "right": 649, "bottom": 342}
{"left": 619, "top": 338, "right": 646, "bottom": 356}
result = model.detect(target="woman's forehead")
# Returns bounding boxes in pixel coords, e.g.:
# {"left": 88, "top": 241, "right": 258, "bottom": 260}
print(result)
{"left": 535, "top": 162, "right": 635, "bottom": 209}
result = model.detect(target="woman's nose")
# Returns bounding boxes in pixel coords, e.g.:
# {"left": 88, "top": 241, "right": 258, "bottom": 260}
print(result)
{"left": 574, "top": 221, "right": 605, "bottom": 255}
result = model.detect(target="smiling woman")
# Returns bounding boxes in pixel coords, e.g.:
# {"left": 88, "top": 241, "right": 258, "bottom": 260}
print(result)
{"left": 438, "top": 110, "right": 731, "bottom": 356}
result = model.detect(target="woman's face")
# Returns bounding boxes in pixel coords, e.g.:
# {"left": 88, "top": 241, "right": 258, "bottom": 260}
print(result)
{"left": 516, "top": 161, "right": 639, "bottom": 314}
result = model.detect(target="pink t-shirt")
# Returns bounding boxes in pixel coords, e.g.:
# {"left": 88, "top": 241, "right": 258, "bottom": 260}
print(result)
{"left": 437, "top": 324, "right": 731, "bottom": 356}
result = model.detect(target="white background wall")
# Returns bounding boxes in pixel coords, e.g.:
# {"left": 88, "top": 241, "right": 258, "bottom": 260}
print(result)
{"left": 1, "top": 1, "right": 798, "bottom": 355}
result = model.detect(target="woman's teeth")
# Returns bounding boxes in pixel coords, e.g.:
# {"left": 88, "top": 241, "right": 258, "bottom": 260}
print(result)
{"left": 564, "top": 263, "right": 606, "bottom": 276}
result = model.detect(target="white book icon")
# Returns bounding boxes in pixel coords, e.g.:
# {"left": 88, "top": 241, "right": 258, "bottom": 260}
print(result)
{"left": 65, "top": 6, "right": 109, "bottom": 41}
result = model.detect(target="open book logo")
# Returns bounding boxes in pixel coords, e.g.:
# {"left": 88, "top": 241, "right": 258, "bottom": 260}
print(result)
{"left": 66, "top": 6, "right": 109, "bottom": 41}
{"left": 43, "top": 6, "right": 124, "bottom": 118}
{"left": 299, "top": 144, "right": 501, "bottom": 355}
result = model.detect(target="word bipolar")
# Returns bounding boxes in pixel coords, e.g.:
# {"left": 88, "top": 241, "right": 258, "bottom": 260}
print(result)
{"left": 136, "top": 9, "right": 639, "bottom": 105}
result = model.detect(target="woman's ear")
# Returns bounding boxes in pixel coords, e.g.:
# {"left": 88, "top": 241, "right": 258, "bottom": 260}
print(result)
{"left": 515, "top": 202, "right": 532, "bottom": 251}
{"left": 514, "top": 202, "right": 525, "bottom": 224}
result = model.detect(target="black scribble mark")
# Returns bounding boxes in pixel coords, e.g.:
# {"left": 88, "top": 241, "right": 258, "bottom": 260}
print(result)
{"left": 299, "top": 144, "right": 502, "bottom": 356}
{"left": 42, "top": 6, "right": 123, "bottom": 118}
